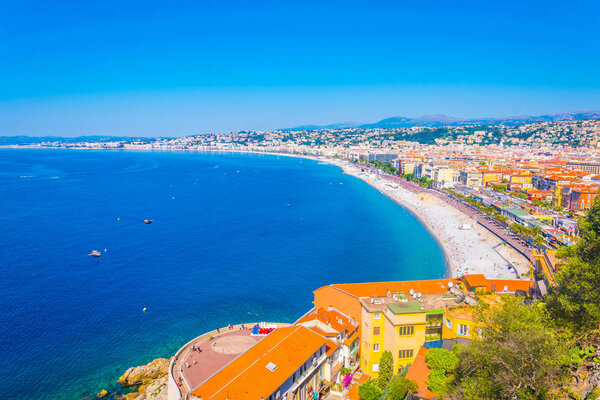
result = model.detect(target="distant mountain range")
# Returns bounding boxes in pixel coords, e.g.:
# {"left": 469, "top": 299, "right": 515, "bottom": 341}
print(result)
{"left": 285, "top": 111, "right": 600, "bottom": 131}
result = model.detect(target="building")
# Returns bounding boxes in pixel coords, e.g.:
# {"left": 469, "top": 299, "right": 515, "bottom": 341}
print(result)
{"left": 400, "top": 160, "right": 416, "bottom": 175}
{"left": 295, "top": 307, "right": 360, "bottom": 387}
{"left": 189, "top": 325, "right": 328, "bottom": 400}
{"left": 566, "top": 161, "right": 600, "bottom": 174}
{"left": 479, "top": 169, "right": 502, "bottom": 186}
{"left": 433, "top": 166, "right": 456, "bottom": 188}
{"left": 570, "top": 187, "right": 598, "bottom": 212}
{"left": 507, "top": 170, "right": 532, "bottom": 189}
{"left": 313, "top": 275, "right": 534, "bottom": 379}
{"left": 459, "top": 169, "right": 483, "bottom": 187}
{"left": 367, "top": 152, "right": 399, "bottom": 163}
{"left": 313, "top": 278, "right": 460, "bottom": 377}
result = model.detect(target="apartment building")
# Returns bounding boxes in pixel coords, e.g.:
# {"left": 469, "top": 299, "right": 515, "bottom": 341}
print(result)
{"left": 189, "top": 326, "right": 328, "bottom": 400}
{"left": 459, "top": 169, "right": 483, "bottom": 187}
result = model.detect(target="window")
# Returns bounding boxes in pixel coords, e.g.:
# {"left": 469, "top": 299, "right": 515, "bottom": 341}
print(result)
{"left": 373, "top": 343, "right": 380, "bottom": 352}
{"left": 372, "top": 363, "right": 379, "bottom": 372}
{"left": 443, "top": 316, "right": 453, "bottom": 330}
{"left": 373, "top": 327, "right": 380, "bottom": 335}
{"left": 374, "top": 312, "right": 381, "bottom": 320}
{"left": 399, "top": 349, "right": 414, "bottom": 359}
{"left": 398, "top": 326, "right": 414, "bottom": 336}
{"left": 458, "top": 324, "right": 470, "bottom": 337}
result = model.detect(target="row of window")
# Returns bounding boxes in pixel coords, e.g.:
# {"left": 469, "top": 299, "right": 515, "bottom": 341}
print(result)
{"left": 399, "top": 326, "right": 414, "bottom": 336}
{"left": 372, "top": 325, "right": 414, "bottom": 336}
{"left": 399, "top": 349, "right": 414, "bottom": 359}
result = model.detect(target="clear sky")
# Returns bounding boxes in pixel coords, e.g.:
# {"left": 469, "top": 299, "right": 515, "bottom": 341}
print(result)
{"left": 1, "top": 0, "right": 599, "bottom": 136}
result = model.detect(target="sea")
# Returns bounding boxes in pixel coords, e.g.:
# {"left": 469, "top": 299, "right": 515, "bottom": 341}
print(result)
{"left": 0, "top": 149, "right": 447, "bottom": 400}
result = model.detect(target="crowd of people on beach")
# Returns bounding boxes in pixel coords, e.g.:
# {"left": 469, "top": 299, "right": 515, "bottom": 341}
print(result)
{"left": 344, "top": 162, "right": 524, "bottom": 279}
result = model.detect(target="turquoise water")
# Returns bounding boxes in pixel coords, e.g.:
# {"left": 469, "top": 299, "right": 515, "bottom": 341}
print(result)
{"left": 0, "top": 149, "right": 447, "bottom": 399}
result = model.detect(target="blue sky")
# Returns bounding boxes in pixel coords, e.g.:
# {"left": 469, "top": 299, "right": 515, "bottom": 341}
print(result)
{"left": 0, "top": 0, "right": 599, "bottom": 136}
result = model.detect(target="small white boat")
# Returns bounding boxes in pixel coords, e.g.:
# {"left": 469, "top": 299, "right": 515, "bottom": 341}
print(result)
{"left": 88, "top": 250, "right": 101, "bottom": 257}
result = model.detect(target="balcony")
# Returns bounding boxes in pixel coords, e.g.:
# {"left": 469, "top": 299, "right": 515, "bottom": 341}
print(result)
{"left": 288, "top": 353, "right": 327, "bottom": 393}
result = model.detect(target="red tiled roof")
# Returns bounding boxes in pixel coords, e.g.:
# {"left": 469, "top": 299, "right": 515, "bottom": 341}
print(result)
{"left": 463, "top": 274, "right": 487, "bottom": 288}
{"left": 405, "top": 347, "right": 437, "bottom": 399}
{"left": 326, "top": 278, "right": 460, "bottom": 299}
{"left": 190, "top": 326, "right": 325, "bottom": 399}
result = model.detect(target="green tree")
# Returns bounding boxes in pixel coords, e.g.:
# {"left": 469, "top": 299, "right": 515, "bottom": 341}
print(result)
{"left": 515, "top": 192, "right": 528, "bottom": 199}
{"left": 533, "top": 235, "right": 545, "bottom": 246}
{"left": 425, "top": 348, "right": 459, "bottom": 394}
{"left": 495, "top": 215, "right": 508, "bottom": 224}
{"left": 547, "top": 194, "right": 600, "bottom": 332}
{"left": 358, "top": 379, "right": 383, "bottom": 400}
{"left": 385, "top": 375, "right": 418, "bottom": 400}
{"left": 451, "top": 296, "right": 575, "bottom": 400}
{"left": 378, "top": 350, "right": 394, "bottom": 390}
{"left": 491, "top": 184, "right": 506, "bottom": 193}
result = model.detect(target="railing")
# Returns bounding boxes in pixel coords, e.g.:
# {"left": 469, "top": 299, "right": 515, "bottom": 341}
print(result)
{"left": 288, "top": 353, "right": 328, "bottom": 393}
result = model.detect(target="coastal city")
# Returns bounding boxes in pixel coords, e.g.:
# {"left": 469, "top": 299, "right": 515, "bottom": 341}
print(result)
{"left": 18, "top": 118, "right": 600, "bottom": 399}
{"left": 4, "top": 1, "right": 600, "bottom": 399}
{"left": 31, "top": 118, "right": 600, "bottom": 253}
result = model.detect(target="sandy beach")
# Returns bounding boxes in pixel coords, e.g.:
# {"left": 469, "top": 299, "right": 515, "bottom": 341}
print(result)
{"left": 7, "top": 146, "right": 531, "bottom": 280}
{"left": 318, "top": 157, "right": 531, "bottom": 280}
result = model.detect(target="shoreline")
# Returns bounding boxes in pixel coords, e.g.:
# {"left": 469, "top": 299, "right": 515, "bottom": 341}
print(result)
{"left": 320, "top": 158, "right": 530, "bottom": 279}
{"left": 3, "top": 146, "right": 530, "bottom": 279}
{"left": 3, "top": 146, "right": 531, "bottom": 400}
{"left": 208, "top": 150, "right": 530, "bottom": 279}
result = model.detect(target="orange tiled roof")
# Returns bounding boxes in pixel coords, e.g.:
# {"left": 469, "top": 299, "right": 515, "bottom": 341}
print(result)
{"left": 344, "top": 329, "right": 359, "bottom": 347}
{"left": 324, "top": 278, "right": 460, "bottom": 299}
{"left": 346, "top": 373, "right": 370, "bottom": 400}
{"left": 297, "top": 307, "right": 357, "bottom": 335}
{"left": 463, "top": 275, "right": 533, "bottom": 293}
{"left": 325, "top": 339, "right": 341, "bottom": 357}
{"left": 463, "top": 274, "right": 488, "bottom": 288}
{"left": 405, "top": 347, "right": 437, "bottom": 399}
{"left": 190, "top": 326, "right": 325, "bottom": 400}
{"left": 308, "top": 326, "right": 337, "bottom": 337}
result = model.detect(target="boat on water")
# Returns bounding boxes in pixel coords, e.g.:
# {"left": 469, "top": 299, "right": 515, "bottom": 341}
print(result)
{"left": 144, "top": 219, "right": 153, "bottom": 224}
{"left": 88, "top": 250, "right": 101, "bottom": 257}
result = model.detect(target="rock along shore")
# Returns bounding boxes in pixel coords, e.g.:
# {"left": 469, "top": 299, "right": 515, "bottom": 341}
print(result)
{"left": 94, "top": 358, "right": 170, "bottom": 400}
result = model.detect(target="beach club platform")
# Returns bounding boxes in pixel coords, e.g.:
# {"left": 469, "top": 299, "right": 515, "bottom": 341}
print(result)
{"left": 169, "top": 322, "right": 291, "bottom": 399}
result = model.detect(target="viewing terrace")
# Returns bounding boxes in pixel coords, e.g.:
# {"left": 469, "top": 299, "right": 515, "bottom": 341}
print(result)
{"left": 169, "top": 322, "right": 291, "bottom": 399}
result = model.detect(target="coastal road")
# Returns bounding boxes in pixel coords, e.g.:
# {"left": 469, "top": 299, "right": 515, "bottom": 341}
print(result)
{"left": 430, "top": 189, "right": 532, "bottom": 258}
{"left": 364, "top": 168, "right": 532, "bottom": 259}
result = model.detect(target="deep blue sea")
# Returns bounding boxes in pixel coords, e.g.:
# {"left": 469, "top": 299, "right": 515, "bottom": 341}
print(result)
{"left": 0, "top": 149, "right": 446, "bottom": 400}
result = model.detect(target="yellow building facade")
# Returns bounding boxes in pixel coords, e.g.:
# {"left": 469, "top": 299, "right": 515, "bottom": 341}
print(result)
{"left": 442, "top": 295, "right": 502, "bottom": 341}
{"left": 481, "top": 171, "right": 501, "bottom": 185}
{"left": 442, "top": 307, "right": 479, "bottom": 341}
{"left": 359, "top": 299, "right": 428, "bottom": 376}
{"left": 510, "top": 171, "right": 532, "bottom": 187}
